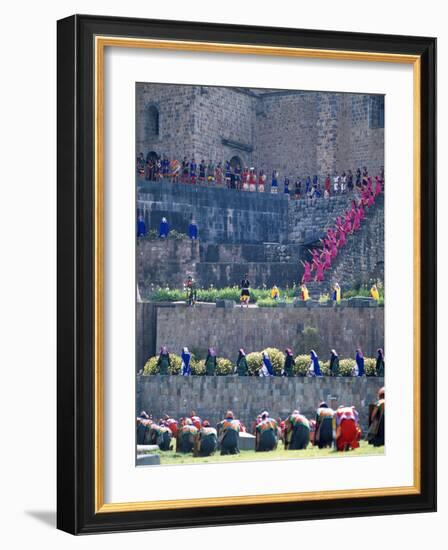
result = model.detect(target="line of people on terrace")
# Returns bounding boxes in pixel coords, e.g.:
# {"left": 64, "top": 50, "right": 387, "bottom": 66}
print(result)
{"left": 136, "top": 387, "right": 385, "bottom": 456}
{"left": 300, "top": 176, "right": 383, "bottom": 283}
{"left": 154, "top": 346, "right": 385, "bottom": 377}
{"left": 136, "top": 152, "right": 384, "bottom": 199}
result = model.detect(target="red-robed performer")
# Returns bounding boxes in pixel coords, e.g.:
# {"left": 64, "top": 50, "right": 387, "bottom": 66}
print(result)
{"left": 334, "top": 405, "right": 362, "bottom": 451}
{"left": 301, "top": 260, "right": 312, "bottom": 283}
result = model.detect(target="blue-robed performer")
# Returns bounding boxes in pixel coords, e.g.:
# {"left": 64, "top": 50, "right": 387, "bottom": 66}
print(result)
{"left": 137, "top": 214, "right": 146, "bottom": 237}
{"left": 308, "top": 350, "right": 322, "bottom": 376}
{"left": 159, "top": 216, "right": 169, "bottom": 238}
{"left": 188, "top": 218, "right": 198, "bottom": 240}
{"left": 355, "top": 348, "right": 365, "bottom": 376}
{"left": 260, "top": 351, "right": 274, "bottom": 376}
{"left": 181, "top": 347, "right": 192, "bottom": 376}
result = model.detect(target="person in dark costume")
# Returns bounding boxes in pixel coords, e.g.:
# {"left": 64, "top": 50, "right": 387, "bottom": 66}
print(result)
{"left": 190, "top": 158, "right": 197, "bottom": 184}
{"left": 235, "top": 349, "right": 248, "bottom": 376}
{"left": 283, "top": 348, "right": 294, "bottom": 377}
{"left": 314, "top": 402, "right": 334, "bottom": 448}
{"left": 188, "top": 218, "right": 198, "bottom": 240}
{"left": 218, "top": 411, "right": 241, "bottom": 455}
{"left": 185, "top": 275, "right": 197, "bottom": 307}
{"left": 159, "top": 216, "right": 169, "bottom": 238}
{"left": 329, "top": 349, "right": 340, "bottom": 376}
{"left": 255, "top": 412, "right": 278, "bottom": 452}
{"left": 150, "top": 423, "right": 172, "bottom": 451}
{"left": 355, "top": 348, "right": 365, "bottom": 376}
{"left": 198, "top": 160, "right": 206, "bottom": 183}
{"left": 177, "top": 419, "right": 198, "bottom": 453}
{"left": 136, "top": 411, "right": 152, "bottom": 445}
{"left": 376, "top": 348, "right": 385, "bottom": 377}
{"left": 367, "top": 387, "right": 385, "bottom": 447}
{"left": 240, "top": 273, "right": 250, "bottom": 307}
{"left": 137, "top": 214, "right": 146, "bottom": 237}
{"left": 194, "top": 421, "right": 218, "bottom": 457}
{"left": 205, "top": 347, "right": 217, "bottom": 376}
{"left": 284, "top": 410, "right": 310, "bottom": 450}
{"left": 156, "top": 346, "right": 171, "bottom": 375}
{"left": 181, "top": 347, "right": 192, "bottom": 376}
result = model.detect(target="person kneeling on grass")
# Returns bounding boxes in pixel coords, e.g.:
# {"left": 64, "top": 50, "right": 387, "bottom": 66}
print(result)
{"left": 177, "top": 418, "right": 198, "bottom": 453}
{"left": 367, "top": 387, "right": 385, "bottom": 447}
{"left": 284, "top": 410, "right": 310, "bottom": 450}
{"left": 314, "top": 401, "right": 334, "bottom": 449}
{"left": 150, "top": 423, "right": 173, "bottom": 451}
{"left": 255, "top": 412, "right": 278, "bottom": 452}
{"left": 334, "top": 405, "right": 362, "bottom": 451}
{"left": 194, "top": 421, "right": 218, "bottom": 457}
{"left": 218, "top": 411, "right": 242, "bottom": 455}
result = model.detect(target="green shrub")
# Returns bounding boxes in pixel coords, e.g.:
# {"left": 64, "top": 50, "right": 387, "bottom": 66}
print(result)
{"left": 257, "top": 298, "right": 278, "bottom": 307}
{"left": 364, "top": 357, "right": 376, "bottom": 376}
{"left": 246, "top": 352, "right": 263, "bottom": 375}
{"left": 150, "top": 288, "right": 185, "bottom": 302}
{"left": 339, "top": 358, "right": 356, "bottom": 376}
{"left": 320, "top": 359, "right": 330, "bottom": 376}
{"left": 191, "top": 358, "right": 205, "bottom": 376}
{"left": 143, "top": 356, "right": 158, "bottom": 375}
{"left": 262, "top": 348, "right": 284, "bottom": 375}
{"left": 294, "top": 354, "right": 310, "bottom": 376}
{"left": 143, "top": 353, "right": 182, "bottom": 375}
{"left": 216, "top": 357, "right": 234, "bottom": 376}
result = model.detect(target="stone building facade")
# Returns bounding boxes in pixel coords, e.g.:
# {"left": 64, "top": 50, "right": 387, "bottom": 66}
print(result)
{"left": 136, "top": 83, "right": 384, "bottom": 180}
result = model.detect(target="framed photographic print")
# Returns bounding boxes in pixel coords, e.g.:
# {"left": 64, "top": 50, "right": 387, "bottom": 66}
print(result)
{"left": 57, "top": 14, "right": 436, "bottom": 534}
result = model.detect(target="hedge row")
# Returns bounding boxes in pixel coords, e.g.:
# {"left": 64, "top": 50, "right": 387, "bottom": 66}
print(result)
{"left": 143, "top": 348, "right": 377, "bottom": 376}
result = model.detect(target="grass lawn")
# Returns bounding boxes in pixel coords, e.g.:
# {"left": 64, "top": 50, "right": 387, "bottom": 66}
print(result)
{"left": 149, "top": 440, "right": 384, "bottom": 466}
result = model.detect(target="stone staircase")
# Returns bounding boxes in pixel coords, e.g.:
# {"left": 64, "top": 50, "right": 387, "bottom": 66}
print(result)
{"left": 304, "top": 194, "right": 384, "bottom": 298}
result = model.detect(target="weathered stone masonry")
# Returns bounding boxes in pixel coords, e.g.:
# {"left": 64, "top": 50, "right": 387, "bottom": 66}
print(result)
{"left": 136, "top": 84, "right": 384, "bottom": 180}
{"left": 136, "top": 376, "right": 384, "bottom": 430}
{"left": 136, "top": 302, "right": 384, "bottom": 371}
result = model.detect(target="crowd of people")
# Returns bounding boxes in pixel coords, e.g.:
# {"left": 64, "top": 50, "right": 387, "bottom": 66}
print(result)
{"left": 136, "top": 153, "right": 384, "bottom": 200}
{"left": 155, "top": 346, "right": 385, "bottom": 377}
{"left": 136, "top": 387, "right": 385, "bottom": 458}
{"left": 299, "top": 175, "right": 384, "bottom": 283}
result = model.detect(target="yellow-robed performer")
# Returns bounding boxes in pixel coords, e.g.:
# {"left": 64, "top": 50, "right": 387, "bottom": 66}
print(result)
{"left": 301, "top": 283, "right": 309, "bottom": 301}
{"left": 370, "top": 284, "right": 380, "bottom": 301}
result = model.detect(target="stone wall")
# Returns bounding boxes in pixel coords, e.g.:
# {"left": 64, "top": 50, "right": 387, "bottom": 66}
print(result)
{"left": 137, "top": 181, "right": 289, "bottom": 244}
{"left": 151, "top": 304, "right": 383, "bottom": 364}
{"left": 306, "top": 194, "right": 385, "bottom": 292}
{"left": 137, "top": 239, "right": 200, "bottom": 290}
{"left": 287, "top": 194, "right": 355, "bottom": 244}
{"left": 136, "top": 84, "right": 256, "bottom": 166}
{"left": 136, "top": 85, "right": 384, "bottom": 181}
{"left": 137, "top": 238, "right": 305, "bottom": 291}
{"left": 327, "top": 195, "right": 385, "bottom": 287}
{"left": 136, "top": 375, "right": 384, "bottom": 430}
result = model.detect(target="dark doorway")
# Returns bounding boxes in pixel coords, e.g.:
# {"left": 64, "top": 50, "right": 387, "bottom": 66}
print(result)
{"left": 229, "top": 155, "right": 243, "bottom": 171}
{"left": 146, "top": 150, "right": 158, "bottom": 162}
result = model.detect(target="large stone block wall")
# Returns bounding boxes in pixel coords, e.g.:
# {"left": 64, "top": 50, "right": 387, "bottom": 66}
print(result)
{"left": 136, "top": 376, "right": 384, "bottom": 430}
{"left": 136, "top": 85, "right": 384, "bottom": 180}
{"left": 137, "top": 238, "right": 305, "bottom": 291}
{"left": 153, "top": 305, "right": 384, "bottom": 363}
{"left": 136, "top": 84, "right": 256, "bottom": 166}
{"left": 137, "top": 181, "right": 289, "bottom": 244}
{"left": 253, "top": 92, "right": 317, "bottom": 178}
{"left": 137, "top": 239, "right": 200, "bottom": 290}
